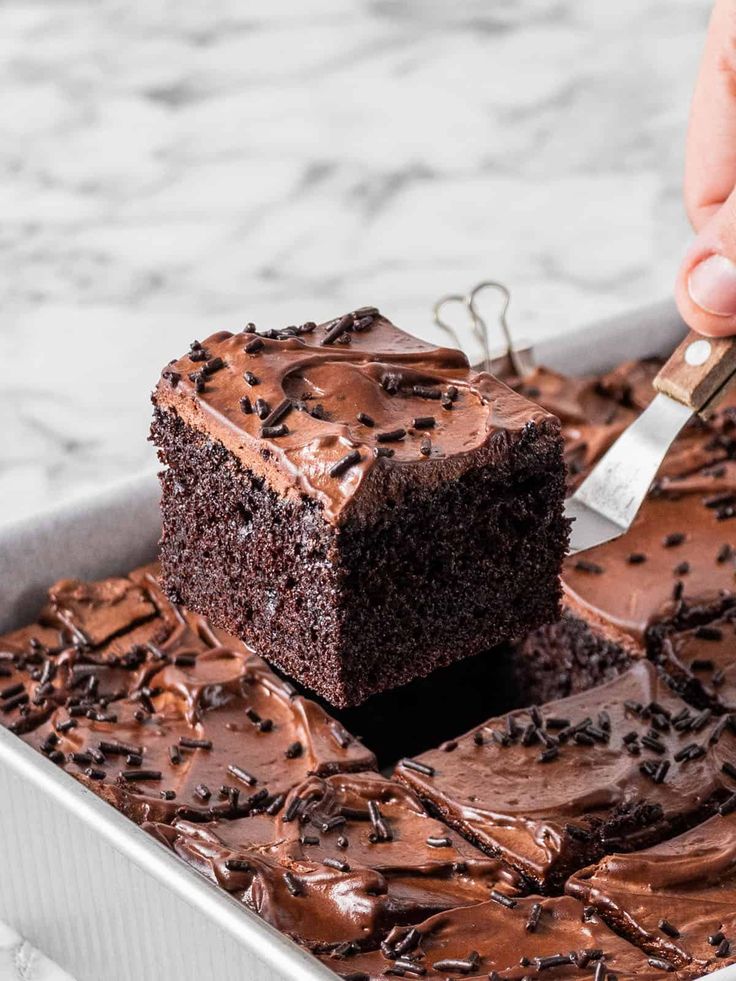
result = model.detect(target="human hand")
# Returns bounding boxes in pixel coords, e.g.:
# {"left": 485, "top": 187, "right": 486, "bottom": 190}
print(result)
{"left": 676, "top": 0, "right": 736, "bottom": 336}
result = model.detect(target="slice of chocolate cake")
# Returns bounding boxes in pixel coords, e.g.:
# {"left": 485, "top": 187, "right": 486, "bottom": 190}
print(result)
{"left": 147, "top": 772, "right": 522, "bottom": 952}
{"left": 0, "top": 567, "right": 376, "bottom": 823}
{"left": 567, "top": 811, "right": 736, "bottom": 974}
{"left": 394, "top": 662, "right": 736, "bottom": 893}
{"left": 151, "top": 310, "right": 568, "bottom": 706}
{"left": 320, "top": 895, "right": 663, "bottom": 980}
{"left": 510, "top": 359, "right": 736, "bottom": 706}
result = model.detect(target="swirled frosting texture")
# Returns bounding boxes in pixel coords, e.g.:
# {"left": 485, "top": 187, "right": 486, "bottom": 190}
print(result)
{"left": 394, "top": 662, "right": 736, "bottom": 893}
{"left": 511, "top": 359, "right": 736, "bottom": 641}
{"left": 0, "top": 564, "right": 376, "bottom": 823}
{"left": 567, "top": 812, "right": 736, "bottom": 972}
{"left": 148, "top": 771, "right": 521, "bottom": 952}
{"left": 320, "top": 895, "right": 660, "bottom": 980}
{"left": 153, "top": 311, "right": 556, "bottom": 524}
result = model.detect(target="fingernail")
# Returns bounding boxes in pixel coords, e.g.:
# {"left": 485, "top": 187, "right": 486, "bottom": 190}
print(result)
{"left": 688, "top": 254, "right": 736, "bottom": 316}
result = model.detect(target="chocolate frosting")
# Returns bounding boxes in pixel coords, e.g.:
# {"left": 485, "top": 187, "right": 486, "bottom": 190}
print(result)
{"left": 148, "top": 771, "right": 521, "bottom": 952}
{"left": 0, "top": 565, "right": 375, "bottom": 822}
{"left": 321, "top": 895, "right": 660, "bottom": 980}
{"left": 567, "top": 812, "right": 736, "bottom": 972}
{"left": 512, "top": 360, "right": 672, "bottom": 482}
{"left": 657, "top": 613, "right": 736, "bottom": 712}
{"left": 394, "top": 662, "right": 736, "bottom": 892}
{"left": 510, "top": 361, "right": 736, "bottom": 643}
{"left": 153, "top": 311, "right": 556, "bottom": 524}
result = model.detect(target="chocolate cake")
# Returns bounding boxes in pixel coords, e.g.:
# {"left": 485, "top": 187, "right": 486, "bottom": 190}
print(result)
{"left": 567, "top": 812, "right": 736, "bottom": 974}
{"left": 147, "top": 771, "right": 522, "bottom": 952}
{"left": 0, "top": 565, "right": 376, "bottom": 823}
{"left": 510, "top": 360, "right": 736, "bottom": 707}
{"left": 150, "top": 310, "right": 568, "bottom": 706}
{"left": 320, "top": 895, "right": 665, "bottom": 980}
{"left": 10, "top": 347, "right": 736, "bottom": 978}
{"left": 394, "top": 662, "right": 736, "bottom": 893}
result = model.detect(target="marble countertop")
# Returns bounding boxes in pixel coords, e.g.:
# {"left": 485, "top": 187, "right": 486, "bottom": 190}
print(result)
{"left": 1, "top": 0, "right": 712, "bottom": 528}
{"left": 0, "top": 924, "right": 74, "bottom": 981}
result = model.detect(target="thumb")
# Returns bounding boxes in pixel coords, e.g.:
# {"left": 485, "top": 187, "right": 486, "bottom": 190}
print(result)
{"left": 676, "top": 186, "right": 736, "bottom": 337}
{"left": 676, "top": 0, "right": 736, "bottom": 337}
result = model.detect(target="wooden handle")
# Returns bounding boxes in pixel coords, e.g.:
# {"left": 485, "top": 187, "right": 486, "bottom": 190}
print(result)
{"left": 654, "top": 331, "right": 736, "bottom": 411}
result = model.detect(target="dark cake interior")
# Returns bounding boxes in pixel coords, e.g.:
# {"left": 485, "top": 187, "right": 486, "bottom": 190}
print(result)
{"left": 5, "top": 345, "right": 736, "bottom": 978}
{"left": 151, "top": 310, "right": 569, "bottom": 707}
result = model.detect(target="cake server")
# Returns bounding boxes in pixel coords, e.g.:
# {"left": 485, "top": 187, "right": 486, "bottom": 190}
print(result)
{"left": 566, "top": 331, "right": 736, "bottom": 554}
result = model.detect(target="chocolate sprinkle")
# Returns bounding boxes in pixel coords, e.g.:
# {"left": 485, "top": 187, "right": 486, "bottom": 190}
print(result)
{"left": 658, "top": 919, "right": 680, "bottom": 939}
{"left": 574, "top": 559, "right": 604, "bottom": 574}
{"left": 321, "top": 314, "right": 353, "bottom": 346}
{"left": 432, "top": 954, "right": 478, "bottom": 974}
{"left": 399, "top": 759, "right": 435, "bottom": 777}
{"left": 525, "top": 902, "right": 542, "bottom": 933}
{"left": 489, "top": 890, "right": 517, "bottom": 909}
{"left": 120, "top": 769, "right": 161, "bottom": 782}
{"left": 260, "top": 424, "right": 288, "bottom": 439}
{"left": 180, "top": 738, "right": 213, "bottom": 750}
{"left": 329, "top": 450, "right": 361, "bottom": 479}
{"left": 283, "top": 797, "right": 301, "bottom": 823}
{"left": 225, "top": 859, "right": 251, "bottom": 873}
{"left": 663, "top": 532, "right": 685, "bottom": 547}
{"left": 323, "top": 857, "right": 350, "bottom": 872}
{"left": 376, "top": 428, "right": 407, "bottom": 443}
{"left": 647, "top": 956, "right": 675, "bottom": 972}
{"left": 266, "top": 794, "right": 286, "bottom": 816}
{"left": 262, "top": 398, "right": 293, "bottom": 429}
{"left": 283, "top": 871, "right": 302, "bottom": 896}
{"left": 721, "top": 761, "right": 736, "bottom": 781}
{"left": 227, "top": 763, "right": 257, "bottom": 786}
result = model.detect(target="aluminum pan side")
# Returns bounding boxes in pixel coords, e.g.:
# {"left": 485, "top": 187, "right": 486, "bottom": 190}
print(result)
{"left": 0, "top": 727, "right": 334, "bottom": 981}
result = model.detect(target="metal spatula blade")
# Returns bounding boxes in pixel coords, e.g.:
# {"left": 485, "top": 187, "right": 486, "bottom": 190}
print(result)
{"left": 566, "top": 331, "right": 736, "bottom": 555}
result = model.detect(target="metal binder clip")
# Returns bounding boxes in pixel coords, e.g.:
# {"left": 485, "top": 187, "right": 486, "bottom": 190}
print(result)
{"left": 433, "top": 280, "right": 533, "bottom": 378}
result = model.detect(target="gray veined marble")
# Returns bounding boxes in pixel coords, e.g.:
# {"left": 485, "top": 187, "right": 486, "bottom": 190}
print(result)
{"left": 1, "top": 0, "right": 711, "bottom": 527}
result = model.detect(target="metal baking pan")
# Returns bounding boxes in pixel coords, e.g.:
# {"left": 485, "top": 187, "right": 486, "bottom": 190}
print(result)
{"left": 0, "top": 299, "right": 732, "bottom": 981}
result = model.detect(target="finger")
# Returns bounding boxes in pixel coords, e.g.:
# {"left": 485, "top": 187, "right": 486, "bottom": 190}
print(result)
{"left": 685, "top": 0, "right": 736, "bottom": 232}
{"left": 676, "top": 182, "right": 736, "bottom": 335}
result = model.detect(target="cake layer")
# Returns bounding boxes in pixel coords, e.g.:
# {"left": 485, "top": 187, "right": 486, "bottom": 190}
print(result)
{"left": 153, "top": 312, "right": 561, "bottom": 525}
{"left": 567, "top": 811, "right": 736, "bottom": 973}
{"left": 394, "top": 662, "right": 736, "bottom": 893}
{"left": 514, "top": 610, "right": 639, "bottom": 706}
{"left": 147, "top": 772, "right": 522, "bottom": 952}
